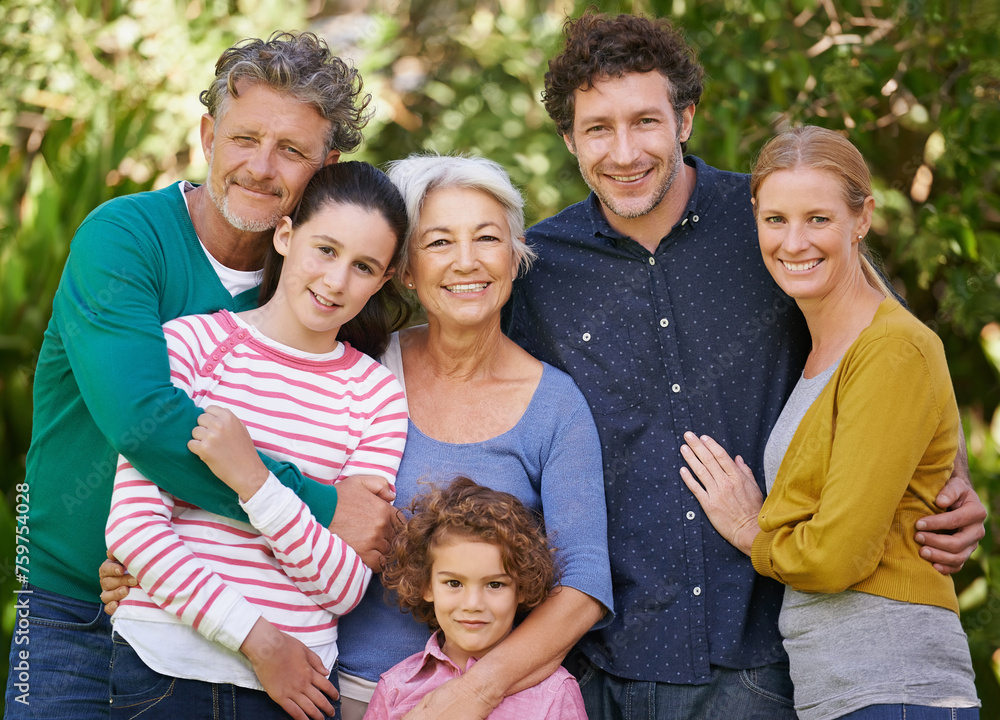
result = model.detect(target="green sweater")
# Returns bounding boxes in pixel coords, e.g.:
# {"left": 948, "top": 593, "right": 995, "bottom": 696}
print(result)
{"left": 751, "top": 298, "right": 960, "bottom": 613}
{"left": 25, "top": 183, "right": 338, "bottom": 602}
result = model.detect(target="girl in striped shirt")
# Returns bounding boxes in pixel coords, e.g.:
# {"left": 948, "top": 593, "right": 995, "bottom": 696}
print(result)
{"left": 105, "top": 162, "right": 409, "bottom": 720}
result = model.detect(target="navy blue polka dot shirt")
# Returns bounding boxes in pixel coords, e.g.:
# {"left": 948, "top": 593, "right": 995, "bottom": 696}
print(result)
{"left": 508, "top": 156, "right": 811, "bottom": 684}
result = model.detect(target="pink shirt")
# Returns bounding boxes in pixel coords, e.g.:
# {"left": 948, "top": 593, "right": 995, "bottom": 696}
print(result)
{"left": 364, "top": 632, "right": 588, "bottom": 719}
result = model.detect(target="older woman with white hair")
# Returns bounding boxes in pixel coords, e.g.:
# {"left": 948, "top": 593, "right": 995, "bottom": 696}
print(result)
{"left": 334, "top": 155, "right": 613, "bottom": 719}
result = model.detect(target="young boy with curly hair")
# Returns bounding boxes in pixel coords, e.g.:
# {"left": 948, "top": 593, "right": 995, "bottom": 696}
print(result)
{"left": 364, "top": 477, "right": 587, "bottom": 719}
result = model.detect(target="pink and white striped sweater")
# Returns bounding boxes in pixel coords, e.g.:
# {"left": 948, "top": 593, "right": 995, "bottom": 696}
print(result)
{"left": 105, "top": 310, "right": 407, "bottom": 689}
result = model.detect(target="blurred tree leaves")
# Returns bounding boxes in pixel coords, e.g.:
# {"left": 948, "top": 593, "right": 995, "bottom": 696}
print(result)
{"left": 352, "top": 0, "right": 589, "bottom": 224}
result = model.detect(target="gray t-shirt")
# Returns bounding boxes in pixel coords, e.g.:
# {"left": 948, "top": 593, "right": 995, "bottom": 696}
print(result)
{"left": 764, "top": 362, "right": 978, "bottom": 720}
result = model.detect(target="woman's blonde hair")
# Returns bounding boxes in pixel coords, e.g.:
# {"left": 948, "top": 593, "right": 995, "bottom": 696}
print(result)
{"left": 750, "top": 126, "right": 890, "bottom": 296}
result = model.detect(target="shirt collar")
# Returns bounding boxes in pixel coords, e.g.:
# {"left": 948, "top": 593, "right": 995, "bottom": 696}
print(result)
{"left": 403, "top": 631, "right": 477, "bottom": 681}
{"left": 585, "top": 155, "right": 719, "bottom": 249}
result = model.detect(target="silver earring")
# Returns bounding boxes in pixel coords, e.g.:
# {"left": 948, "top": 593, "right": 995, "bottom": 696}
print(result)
{"left": 858, "top": 235, "right": 864, "bottom": 240}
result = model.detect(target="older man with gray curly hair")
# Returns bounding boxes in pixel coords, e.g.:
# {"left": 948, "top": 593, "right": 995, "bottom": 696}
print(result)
{"left": 8, "top": 31, "right": 392, "bottom": 720}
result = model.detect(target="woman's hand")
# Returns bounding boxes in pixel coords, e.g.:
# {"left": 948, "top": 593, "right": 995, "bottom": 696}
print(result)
{"left": 99, "top": 552, "right": 137, "bottom": 615}
{"left": 188, "top": 405, "right": 269, "bottom": 501}
{"left": 679, "top": 432, "right": 762, "bottom": 556}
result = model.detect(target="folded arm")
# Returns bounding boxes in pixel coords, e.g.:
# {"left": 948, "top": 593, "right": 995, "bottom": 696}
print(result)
{"left": 187, "top": 371, "right": 408, "bottom": 576}
{"left": 751, "top": 337, "right": 956, "bottom": 592}
{"left": 106, "top": 461, "right": 336, "bottom": 720}
{"left": 105, "top": 458, "right": 263, "bottom": 648}
{"left": 242, "top": 475, "right": 372, "bottom": 614}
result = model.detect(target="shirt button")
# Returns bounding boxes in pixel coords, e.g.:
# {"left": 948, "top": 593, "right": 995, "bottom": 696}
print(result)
{"left": 671, "top": 383, "right": 681, "bottom": 393}
{"left": 582, "top": 332, "right": 591, "bottom": 342}
{"left": 693, "top": 586, "right": 702, "bottom": 596}
{"left": 692, "top": 214, "right": 700, "bottom": 222}
{"left": 686, "top": 511, "right": 695, "bottom": 520}
{"left": 238, "top": 332, "right": 247, "bottom": 339}
{"left": 212, "top": 353, "right": 220, "bottom": 360}
{"left": 648, "top": 257, "right": 656, "bottom": 266}
{"left": 659, "top": 318, "right": 669, "bottom": 328}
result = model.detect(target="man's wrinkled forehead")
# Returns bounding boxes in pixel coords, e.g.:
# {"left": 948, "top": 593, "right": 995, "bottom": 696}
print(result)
{"left": 569, "top": 71, "right": 677, "bottom": 124}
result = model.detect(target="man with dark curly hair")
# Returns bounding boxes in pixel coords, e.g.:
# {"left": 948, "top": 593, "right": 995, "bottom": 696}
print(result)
{"left": 8, "top": 31, "right": 396, "bottom": 720}
{"left": 503, "top": 11, "right": 985, "bottom": 720}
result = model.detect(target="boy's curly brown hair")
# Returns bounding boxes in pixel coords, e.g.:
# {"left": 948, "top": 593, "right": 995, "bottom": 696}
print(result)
{"left": 381, "top": 477, "right": 560, "bottom": 630}
{"left": 542, "top": 11, "right": 705, "bottom": 152}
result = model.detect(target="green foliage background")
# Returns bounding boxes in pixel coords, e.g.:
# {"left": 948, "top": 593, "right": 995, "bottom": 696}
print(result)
{"left": 2, "top": 0, "right": 999, "bottom": 713}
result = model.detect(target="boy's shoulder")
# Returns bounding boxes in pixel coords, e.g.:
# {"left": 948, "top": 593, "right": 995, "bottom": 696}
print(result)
{"left": 497, "top": 665, "right": 587, "bottom": 718}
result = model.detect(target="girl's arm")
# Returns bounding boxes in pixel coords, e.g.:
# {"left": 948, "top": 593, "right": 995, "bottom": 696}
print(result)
{"left": 244, "top": 474, "right": 373, "bottom": 614}
{"left": 106, "top": 457, "right": 338, "bottom": 719}
{"left": 188, "top": 370, "right": 408, "bottom": 608}
{"left": 105, "top": 457, "right": 263, "bottom": 648}
{"left": 186, "top": 405, "right": 374, "bottom": 607}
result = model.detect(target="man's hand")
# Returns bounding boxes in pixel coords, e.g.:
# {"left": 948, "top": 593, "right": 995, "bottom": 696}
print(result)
{"left": 99, "top": 551, "right": 137, "bottom": 616}
{"left": 188, "top": 405, "right": 269, "bottom": 500}
{"left": 241, "top": 617, "right": 337, "bottom": 720}
{"left": 401, "top": 673, "right": 496, "bottom": 720}
{"left": 916, "top": 475, "right": 986, "bottom": 576}
{"left": 328, "top": 475, "right": 399, "bottom": 571}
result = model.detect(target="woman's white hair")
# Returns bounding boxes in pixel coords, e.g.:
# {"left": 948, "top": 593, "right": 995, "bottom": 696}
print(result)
{"left": 386, "top": 154, "right": 536, "bottom": 276}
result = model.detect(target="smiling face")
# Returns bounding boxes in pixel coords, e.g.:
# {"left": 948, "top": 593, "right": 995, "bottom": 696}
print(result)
{"left": 402, "top": 186, "right": 519, "bottom": 330}
{"left": 201, "top": 80, "right": 338, "bottom": 233}
{"left": 565, "top": 71, "right": 694, "bottom": 224}
{"left": 259, "top": 201, "right": 397, "bottom": 354}
{"left": 755, "top": 166, "right": 874, "bottom": 304}
{"left": 422, "top": 535, "right": 519, "bottom": 669}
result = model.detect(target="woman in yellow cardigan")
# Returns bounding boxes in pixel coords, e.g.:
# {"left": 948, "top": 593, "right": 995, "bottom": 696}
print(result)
{"left": 679, "top": 126, "right": 979, "bottom": 720}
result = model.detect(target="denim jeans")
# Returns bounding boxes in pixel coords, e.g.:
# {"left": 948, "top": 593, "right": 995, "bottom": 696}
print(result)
{"left": 109, "top": 634, "right": 341, "bottom": 720}
{"left": 3, "top": 584, "right": 113, "bottom": 720}
{"left": 841, "top": 705, "right": 979, "bottom": 719}
{"left": 566, "top": 649, "right": 796, "bottom": 720}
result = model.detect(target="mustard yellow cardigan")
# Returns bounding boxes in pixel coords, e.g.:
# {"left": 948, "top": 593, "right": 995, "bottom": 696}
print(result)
{"left": 751, "top": 297, "right": 961, "bottom": 613}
